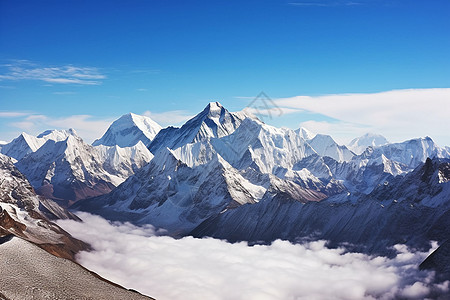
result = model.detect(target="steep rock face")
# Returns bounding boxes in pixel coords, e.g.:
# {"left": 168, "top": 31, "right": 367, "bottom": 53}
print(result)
{"left": 149, "top": 102, "right": 246, "bottom": 153}
{"left": 191, "top": 158, "right": 450, "bottom": 255}
{"left": 0, "top": 153, "right": 87, "bottom": 260}
{"left": 307, "top": 134, "right": 355, "bottom": 162}
{"left": 93, "top": 113, "right": 162, "bottom": 147}
{"left": 16, "top": 135, "right": 153, "bottom": 206}
{"left": 0, "top": 129, "right": 76, "bottom": 161}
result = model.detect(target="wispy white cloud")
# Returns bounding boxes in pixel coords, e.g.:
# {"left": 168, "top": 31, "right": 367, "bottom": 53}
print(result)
{"left": 136, "top": 88, "right": 148, "bottom": 92}
{"left": 143, "top": 110, "right": 194, "bottom": 126}
{"left": 0, "top": 111, "right": 30, "bottom": 118}
{"left": 299, "top": 120, "right": 371, "bottom": 144}
{"left": 0, "top": 60, "right": 106, "bottom": 85}
{"left": 5, "top": 113, "right": 113, "bottom": 143}
{"left": 57, "top": 213, "right": 449, "bottom": 300}
{"left": 275, "top": 88, "right": 450, "bottom": 146}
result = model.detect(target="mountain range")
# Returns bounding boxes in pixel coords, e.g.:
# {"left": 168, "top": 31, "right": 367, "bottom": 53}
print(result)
{"left": 1, "top": 101, "right": 450, "bottom": 288}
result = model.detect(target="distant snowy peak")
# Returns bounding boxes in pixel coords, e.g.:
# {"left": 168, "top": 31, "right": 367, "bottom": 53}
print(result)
{"left": 0, "top": 129, "right": 77, "bottom": 161}
{"left": 308, "top": 134, "right": 355, "bottom": 162}
{"left": 37, "top": 128, "right": 78, "bottom": 140}
{"left": 92, "top": 112, "right": 162, "bottom": 147}
{"left": 149, "top": 102, "right": 245, "bottom": 153}
{"left": 295, "top": 127, "right": 315, "bottom": 140}
{"left": 348, "top": 133, "right": 389, "bottom": 155}
{"left": 363, "top": 136, "right": 450, "bottom": 169}
{"left": 184, "top": 101, "right": 245, "bottom": 141}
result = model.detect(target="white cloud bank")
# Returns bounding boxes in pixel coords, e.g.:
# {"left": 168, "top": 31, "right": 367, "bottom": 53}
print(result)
{"left": 274, "top": 88, "right": 450, "bottom": 146}
{"left": 57, "top": 213, "right": 449, "bottom": 300}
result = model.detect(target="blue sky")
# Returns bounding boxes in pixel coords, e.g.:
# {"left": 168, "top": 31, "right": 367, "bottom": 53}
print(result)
{"left": 1, "top": 0, "right": 449, "bottom": 145}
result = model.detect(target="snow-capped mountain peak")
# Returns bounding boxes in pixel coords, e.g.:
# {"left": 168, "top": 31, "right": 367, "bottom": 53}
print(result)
{"left": 149, "top": 102, "right": 246, "bottom": 153}
{"left": 308, "top": 134, "right": 355, "bottom": 162}
{"left": 348, "top": 133, "right": 389, "bottom": 155}
{"left": 92, "top": 112, "right": 162, "bottom": 147}
{"left": 206, "top": 101, "right": 223, "bottom": 114}
{"left": 295, "top": 127, "right": 315, "bottom": 140}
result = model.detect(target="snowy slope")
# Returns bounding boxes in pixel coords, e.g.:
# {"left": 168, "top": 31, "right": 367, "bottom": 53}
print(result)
{"left": 0, "top": 129, "right": 76, "bottom": 161}
{"left": 74, "top": 141, "right": 326, "bottom": 234}
{"left": 93, "top": 113, "right": 162, "bottom": 147}
{"left": 347, "top": 133, "right": 389, "bottom": 155}
{"left": 149, "top": 102, "right": 246, "bottom": 153}
{"left": 95, "top": 140, "right": 154, "bottom": 178}
{"left": 308, "top": 134, "right": 355, "bottom": 162}
{"left": 211, "top": 118, "right": 317, "bottom": 174}
{"left": 191, "top": 158, "right": 450, "bottom": 254}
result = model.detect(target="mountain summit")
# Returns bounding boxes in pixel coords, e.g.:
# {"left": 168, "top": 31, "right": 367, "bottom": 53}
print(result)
{"left": 348, "top": 133, "right": 389, "bottom": 155}
{"left": 148, "top": 102, "right": 246, "bottom": 153}
{"left": 93, "top": 113, "right": 162, "bottom": 147}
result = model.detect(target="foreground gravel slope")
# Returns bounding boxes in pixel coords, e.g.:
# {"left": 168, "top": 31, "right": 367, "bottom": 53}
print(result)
{"left": 0, "top": 236, "right": 153, "bottom": 300}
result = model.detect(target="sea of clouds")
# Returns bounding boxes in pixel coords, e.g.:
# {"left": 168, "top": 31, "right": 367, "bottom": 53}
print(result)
{"left": 57, "top": 212, "right": 449, "bottom": 300}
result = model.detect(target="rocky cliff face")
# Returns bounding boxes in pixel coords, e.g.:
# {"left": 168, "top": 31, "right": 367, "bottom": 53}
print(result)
{"left": 0, "top": 153, "right": 87, "bottom": 260}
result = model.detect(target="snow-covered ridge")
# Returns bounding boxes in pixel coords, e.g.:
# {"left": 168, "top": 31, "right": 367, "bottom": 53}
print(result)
{"left": 93, "top": 113, "right": 162, "bottom": 147}
{"left": 0, "top": 129, "right": 77, "bottom": 160}
{"left": 14, "top": 134, "right": 153, "bottom": 206}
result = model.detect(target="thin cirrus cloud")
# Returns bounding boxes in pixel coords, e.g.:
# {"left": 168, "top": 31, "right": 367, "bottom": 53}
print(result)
{"left": 0, "top": 60, "right": 106, "bottom": 85}
{"left": 6, "top": 113, "right": 113, "bottom": 144}
{"left": 143, "top": 110, "right": 194, "bottom": 126}
{"left": 274, "top": 88, "right": 450, "bottom": 146}
{"left": 0, "top": 111, "right": 31, "bottom": 118}
{"left": 57, "top": 212, "right": 450, "bottom": 300}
